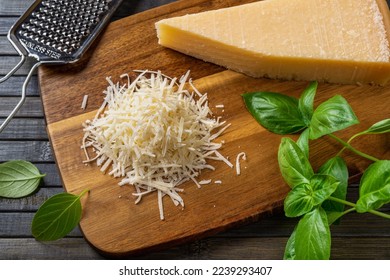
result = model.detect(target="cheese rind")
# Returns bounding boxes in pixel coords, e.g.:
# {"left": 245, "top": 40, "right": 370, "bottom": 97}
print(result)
{"left": 156, "top": 0, "right": 390, "bottom": 85}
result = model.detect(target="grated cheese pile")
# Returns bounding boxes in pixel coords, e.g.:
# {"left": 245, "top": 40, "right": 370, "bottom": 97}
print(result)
{"left": 81, "top": 70, "right": 232, "bottom": 220}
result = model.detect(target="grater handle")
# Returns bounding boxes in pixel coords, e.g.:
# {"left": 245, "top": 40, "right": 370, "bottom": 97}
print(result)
{"left": 0, "top": 56, "right": 42, "bottom": 133}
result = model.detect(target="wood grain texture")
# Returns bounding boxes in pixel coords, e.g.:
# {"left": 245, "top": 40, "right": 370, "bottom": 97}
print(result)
{"left": 0, "top": 0, "right": 384, "bottom": 260}
{"left": 37, "top": 0, "right": 390, "bottom": 257}
{"left": 39, "top": 0, "right": 258, "bottom": 125}
{"left": 0, "top": 97, "right": 43, "bottom": 117}
{"left": 0, "top": 118, "right": 47, "bottom": 139}
{"left": 0, "top": 140, "right": 52, "bottom": 161}
{"left": 45, "top": 69, "right": 389, "bottom": 256}
{"left": 0, "top": 76, "right": 39, "bottom": 97}
{"left": 0, "top": 236, "right": 389, "bottom": 260}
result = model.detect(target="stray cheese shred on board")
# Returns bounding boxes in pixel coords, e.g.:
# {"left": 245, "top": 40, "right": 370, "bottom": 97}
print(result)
{"left": 81, "top": 70, "right": 235, "bottom": 220}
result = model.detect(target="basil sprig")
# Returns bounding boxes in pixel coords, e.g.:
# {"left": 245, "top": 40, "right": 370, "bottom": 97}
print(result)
{"left": 243, "top": 82, "right": 390, "bottom": 260}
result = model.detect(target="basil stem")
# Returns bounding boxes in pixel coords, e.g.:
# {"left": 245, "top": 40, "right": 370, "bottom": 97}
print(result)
{"left": 327, "top": 196, "right": 390, "bottom": 219}
{"left": 328, "top": 134, "right": 380, "bottom": 162}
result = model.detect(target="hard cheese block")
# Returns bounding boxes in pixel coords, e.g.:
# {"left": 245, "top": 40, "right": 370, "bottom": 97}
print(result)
{"left": 156, "top": 0, "right": 390, "bottom": 85}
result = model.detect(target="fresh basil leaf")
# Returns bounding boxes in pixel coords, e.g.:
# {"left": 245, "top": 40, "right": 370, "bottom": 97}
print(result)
{"left": 310, "top": 174, "right": 339, "bottom": 204}
{"left": 296, "top": 128, "right": 310, "bottom": 159}
{"left": 356, "top": 160, "right": 390, "bottom": 213}
{"left": 32, "top": 190, "right": 88, "bottom": 241}
{"left": 284, "top": 175, "right": 339, "bottom": 217}
{"left": 278, "top": 137, "right": 314, "bottom": 188}
{"left": 283, "top": 226, "right": 297, "bottom": 260}
{"left": 319, "top": 156, "right": 348, "bottom": 214}
{"left": 0, "top": 160, "right": 45, "bottom": 198}
{"left": 359, "top": 119, "right": 390, "bottom": 135}
{"left": 242, "top": 91, "right": 306, "bottom": 134}
{"left": 295, "top": 207, "right": 331, "bottom": 260}
{"left": 298, "top": 81, "right": 318, "bottom": 125}
{"left": 284, "top": 183, "right": 314, "bottom": 217}
{"left": 309, "top": 95, "right": 359, "bottom": 139}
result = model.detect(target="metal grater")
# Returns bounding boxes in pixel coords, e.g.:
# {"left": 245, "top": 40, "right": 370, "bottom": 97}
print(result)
{"left": 0, "top": 0, "right": 123, "bottom": 133}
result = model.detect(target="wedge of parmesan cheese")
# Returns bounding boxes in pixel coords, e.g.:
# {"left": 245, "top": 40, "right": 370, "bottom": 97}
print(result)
{"left": 81, "top": 70, "right": 232, "bottom": 220}
{"left": 156, "top": 0, "right": 390, "bottom": 85}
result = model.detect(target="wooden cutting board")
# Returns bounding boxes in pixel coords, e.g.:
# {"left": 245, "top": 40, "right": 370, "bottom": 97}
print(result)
{"left": 39, "top": 0, "right": 390, "bottom": 257}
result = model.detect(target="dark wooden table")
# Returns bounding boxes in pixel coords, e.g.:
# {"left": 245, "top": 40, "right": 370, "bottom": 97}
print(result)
{"left": 1, "top": 0, "right": 389, "bottom": 260}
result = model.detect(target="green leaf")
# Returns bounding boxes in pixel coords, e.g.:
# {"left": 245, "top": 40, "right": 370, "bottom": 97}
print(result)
{"left": 309, "top": 95, "right": 359, "bottom": 139}
{"left": 296, "top": 128, "right": 310, "bottom": 159}
{"left": 362, "top": 119, "right": 390, "bottom": 134}
{"left": 32, "top": 190, "right": 88, "bottom": 241}
{"left": 0, "top": 160, "right": 45, "bottom": 198}
{"left": 284, "top": 183, "right": 314, "bottom": 217}
{"left": 242, "top": 91, "right": 306, "bottom": 134}
{"left": 284, "top": 175, "right": 339, "bottom": 217}
{"left": 283, "top": 226, "right": 297, "bottom": 260}
{"left": 327, "top": 211, "right": 346, "bottom": 225}
{"left": 319, "top": 156, "right": 348, "bottom": 214}
{"left": 298, "top": 81, "right": 318, "bottom": 125}
{"left": 295, "top": 207, "right": 331, "bottom": 260}
{"left": 356, "top": 160, "right": 390, "bottom": 213}
{"left": 278, "top": 137, "right": 314, "bottom": 188}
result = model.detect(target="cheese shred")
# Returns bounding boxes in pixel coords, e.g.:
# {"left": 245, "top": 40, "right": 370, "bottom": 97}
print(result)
{"left": 235, "top": 152, "right": 247, "bottom": 175}
{"left": 81, "top": 70, "right": 232, "bottom": 220}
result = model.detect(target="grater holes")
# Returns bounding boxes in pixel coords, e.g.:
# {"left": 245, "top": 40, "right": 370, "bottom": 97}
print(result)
{"left": 18, "top": 0, "right": 115, "bottom": 55}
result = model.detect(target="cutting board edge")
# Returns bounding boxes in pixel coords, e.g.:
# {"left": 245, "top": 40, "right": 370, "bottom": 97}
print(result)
{"left": 82, "top": 200, "right": 285, "bottom": 258}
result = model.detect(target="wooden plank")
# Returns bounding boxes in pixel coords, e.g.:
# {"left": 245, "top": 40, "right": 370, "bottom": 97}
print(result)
{"left": 115, "top": 0, "right": 179, "bottom": 19}
{"left": 0, "top": 213, "right": 82, "bottom": 237}
{"left": 0, "top": 76, "right": 39, "bottom": 97}
{"left": 0, "top": 187, "right": 61, "bottom": 211}
{"left": 0, "top": 0, "right": 33, "bottom": 16}
{"left": 0, "top": 238, "right": 103, "bottom": 260}
{"left": 0, "top": 118, "right": 46, "bottom": 139}
{"left": 0, "top": 17, "right": 17, "bottom": 35}
{"left": 35, "top": 163, "right": 62, "bottom": 187}
{"left": 0, "top": 140, "right": 53, "bottom": 161}
{"left": 0, "top": 97, "right": 43, "bottom": 117}
{"left": 0, "top": 236, "right": 389, "bottom": 260}
{"left": 0, "top": 56, "right": 36, "bottom": 76}
{"left": 0, "top": 35, "right": 15, "bottom": 54}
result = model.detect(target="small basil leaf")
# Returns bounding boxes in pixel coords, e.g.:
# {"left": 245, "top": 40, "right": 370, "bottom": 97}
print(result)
{"left": 283, "top": 226, "right": 297, "bottom": 260}
{"left": 295, "top": 207, "right": 331, "bottom": 260}
{"left": 32, "top": 190, "right": 88, "bottom": 241}
{"left": 278, "top": 137, "right": 314, "bottom": 188}
{"left": 284, "top": 183, "right": 314, "bottom": 217}
{"left": 309, "top": 95, "right": 359, "bottom": 139}
{"left": 284, "top": 184, "right": 315, "bottom": 218}
{"left": 285, "top": 174, "right": 339, "bottom": 217}
{"left": 0, "top": 160, "right": 45, "bottom": 198}
{"left": 310, "top": 174, "right": 339, "bottom": 205}
{"left": 296, "top": 128, "right": 310, "bottom": 159}
{"left": 356, "top": 160, "right": 390, "bottom": 213}
{"left": 298, "top": 81, "right": 318, "bottom": 125}
{"left": 359, "top": 119, "right": 390, "bottom": 135}
{"left": 319, "top": 156, "right": 348, "bottom": 214}
{"left": 242, "top": 91, "right": 306, "bottom": 134}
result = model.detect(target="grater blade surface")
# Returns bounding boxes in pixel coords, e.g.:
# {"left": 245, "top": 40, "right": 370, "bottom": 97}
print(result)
{"left": 9, "top": 0, "right": 124, "bottom": 63}
{"left": 0, "top": 0, "right": 123, "bottom": 133}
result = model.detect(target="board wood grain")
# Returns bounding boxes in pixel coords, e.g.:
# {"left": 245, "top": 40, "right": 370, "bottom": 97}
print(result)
{"left": 39, "top": 0, "right": 389, "bottom": 256}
